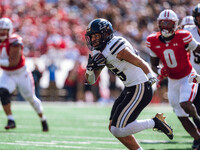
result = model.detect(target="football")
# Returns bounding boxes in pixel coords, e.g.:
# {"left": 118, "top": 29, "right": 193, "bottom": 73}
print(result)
{"left": 92, "top": 53, "right": 106, "bottom": 67}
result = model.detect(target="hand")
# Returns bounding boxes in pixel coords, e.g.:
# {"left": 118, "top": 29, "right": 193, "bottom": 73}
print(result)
{"left": 149, "top": 77, "right": 159, "bottom": 85}
{"left": 86, "top": 53, "right": 106, "bottom": 71}
{"left": 189, "top": 73, "right": 200, "bottom": 83}
{"left": 156, "top": 74, "right": 164, "bottom": 88}
{"left": 86, "top": 54, "right": 96, "bottom": 71}
{"left": 158, "top": 67, "right": 169, "bottom": 77}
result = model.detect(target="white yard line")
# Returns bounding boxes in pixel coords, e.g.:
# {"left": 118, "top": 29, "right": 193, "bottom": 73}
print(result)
{"left": 0, "top": 142, "right": 125, "bottom": 150}
{"left": 1, "top": 132, "right": 116, "bottom": 141}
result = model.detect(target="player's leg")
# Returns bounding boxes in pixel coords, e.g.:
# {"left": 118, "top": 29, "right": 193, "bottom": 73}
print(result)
{"left": 179, "top": 76, "right": 200, "bottom": 128}
{"left": 193, "top": 85, "right": 200, "bottom": 116}
{"left": 0, "top": 72, "right": 16, "bottom": 129}
{"left": 17, "top": 70, "right": 48, "bottom": 131}
{"left": 109, "top": 82, "right": 173, "bottom": 149}
{"left": 109, "top": 120, "right": 141, "bottom": 150}
{"left": 168, "top": 77, "right": 200, "bottom": 149}
{"left": 0, "top": 88, "right": 16, "bottom": 129}
{"left": 190, "top": 85, "right": 200, "bottom": 149}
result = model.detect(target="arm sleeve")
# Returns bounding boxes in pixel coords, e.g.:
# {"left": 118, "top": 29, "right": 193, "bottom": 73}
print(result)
{"left": 186, "top": 38, "right": 199, "bottom": 51}
{"left": 148, "top": 48, "right": 157, "bottom": 57}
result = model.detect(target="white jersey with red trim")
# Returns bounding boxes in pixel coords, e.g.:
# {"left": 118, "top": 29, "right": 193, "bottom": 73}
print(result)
{"left": 0, "top": 33, "right": 25, "bottom": 71}
{"left": 184, "top": 25, "right": 200, "bottom": 74}
{"left": 92, "top": 36, "right": 148, "bottom": 87}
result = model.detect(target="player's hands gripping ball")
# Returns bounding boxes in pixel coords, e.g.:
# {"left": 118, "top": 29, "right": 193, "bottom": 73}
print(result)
{"left": 86, "top": 53, "right": 106, "bottom": 71}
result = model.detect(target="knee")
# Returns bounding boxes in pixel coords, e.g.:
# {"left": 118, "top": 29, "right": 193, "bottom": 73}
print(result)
{"left": 110, "top": 126, "right": 125, "bottom": 137}
{"left": 180, "top": 101, "right": 192, "bottom": 114}
{"left": 0, "top": 88, "right": 11, "bottom": 105}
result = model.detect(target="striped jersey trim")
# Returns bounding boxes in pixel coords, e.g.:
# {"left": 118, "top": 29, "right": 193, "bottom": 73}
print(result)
{"left": 116, "top": 83, "right": 145, "bottom": 128}
{"left": 110, "top": 38, "right": 125, "bottom": 55}
{"left": 188, "top": 83, "right": 198, "bottom": 102}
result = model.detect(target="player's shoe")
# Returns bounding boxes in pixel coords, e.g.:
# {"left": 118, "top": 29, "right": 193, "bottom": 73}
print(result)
{"left": 153, "top": 113, "right": 173, "bottom": 140}
{"left": 5, "top": 120, "right": 16, "bottom": 130}
{"left": 41, "top": 120, "right": 48, "bottom": 132}
{"left": 192, "top": 139, "right": 199, "bottom": 149}
{"left": 192, "top": 138, "right": 200, "bottom": 150}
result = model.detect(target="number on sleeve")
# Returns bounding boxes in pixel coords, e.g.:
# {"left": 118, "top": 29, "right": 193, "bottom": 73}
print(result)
{"left": 193, "top": 51, "right": 200, "bottom": 64}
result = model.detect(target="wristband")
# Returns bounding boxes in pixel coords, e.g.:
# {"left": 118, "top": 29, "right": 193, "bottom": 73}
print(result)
{"left": 86, "top": 70, "right": 94, "bottom": 76}
{"left": 0, "top": 59, "right": 9, "bottom": 67}
{"left": 157, "top": 68, "right": 161, "bottom": 75}
{"left": 147, "top": 73, "right": 153, "bottom": 79}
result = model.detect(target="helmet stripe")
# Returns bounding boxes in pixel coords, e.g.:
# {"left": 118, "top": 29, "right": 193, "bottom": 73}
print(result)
{"left": 167, "top": 11, "right": 169, "bottom": 17}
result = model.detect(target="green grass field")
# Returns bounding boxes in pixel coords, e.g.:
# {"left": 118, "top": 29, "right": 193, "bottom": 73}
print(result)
{"left": 0, "top": 101, "right": 194, "bottom": 150}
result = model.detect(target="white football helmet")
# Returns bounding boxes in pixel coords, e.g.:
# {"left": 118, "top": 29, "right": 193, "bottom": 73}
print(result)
{"left": 0, "top": 18, "right": 13, "bottom": 40}
{"left": 180, "top": 16, "right": 194, "bottom": 27}
{"left": 157, "top": 9, "right": 179, "bottom": 38}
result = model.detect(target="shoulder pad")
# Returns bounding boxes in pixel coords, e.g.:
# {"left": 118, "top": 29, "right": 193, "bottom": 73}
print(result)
{"left": 108, "top": 36, "right": 126, "bottom": 55}
{"left": 146, "top": 32, "right": 158, "bottom": 48}
{"left": 176, "top": 30, "right": 192, "bottom": 44}
{"left": 184, "top": 25, "right": 197, "bottom": 32}
{"left": 176, "top": 29, "right": 190, "bottom": 34}
{"left": 147, "top": 33, "right": 157, "bottom": 38}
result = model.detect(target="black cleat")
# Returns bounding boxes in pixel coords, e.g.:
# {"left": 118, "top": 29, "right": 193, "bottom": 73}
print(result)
{"left": 153, "top": 113, "right": 173, "bottom": 140}
{"left": 41, "top": 120, "right": 48, "bottom": 132}
{"left": 5, "top": 120, "right": 16, "bottom": 130}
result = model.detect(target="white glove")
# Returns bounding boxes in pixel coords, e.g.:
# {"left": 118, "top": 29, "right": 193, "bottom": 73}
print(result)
{"left": 189, "top": 73, "right": 200, "bottom": 83}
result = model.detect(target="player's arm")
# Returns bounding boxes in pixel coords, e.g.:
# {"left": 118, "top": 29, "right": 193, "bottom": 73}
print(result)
{"left": 193, "top": 44, "right": 200, "bottom": 53}
{"left": 185, "top": 33, "right": 200, "bottom": 53}
{"left": 117, "top": 47, "right": 152, "bottom": 75}
{"left": 150, "top": 56, "right": 160, "bottom": 74}
{"left": 85, "top": 54, "right": 105, "bottom": 85}
{"left": 8, "top": 44, "right": 22, "bottom": 67}
{"left": 85, "top": 68, "right": 103, "bottom": 85}
{"left": 117, "top": 47, "right": 157, "bottom": 84}
{"left": 0, "top": 43, "right": 21, "bottom": 67}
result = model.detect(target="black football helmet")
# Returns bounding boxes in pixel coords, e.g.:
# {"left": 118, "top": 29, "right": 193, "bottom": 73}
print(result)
{"left": 85, "top": 18, "right": 114, "bottom": 51}
{"left": 192, "top": 3, "right": 200, "bottom": 29}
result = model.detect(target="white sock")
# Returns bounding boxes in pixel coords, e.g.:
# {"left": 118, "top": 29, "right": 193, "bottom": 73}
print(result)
{"left": 137, "top": 147, "right": 143, "bottom": 150}
{"left": 111, "top": 119, "right": 155, "bottom": 137}
{"left": 123, "top": 119, "right": 155, "bottom": 134}
{"left": 7, "top": 115, "right": 14, "bottom": 121}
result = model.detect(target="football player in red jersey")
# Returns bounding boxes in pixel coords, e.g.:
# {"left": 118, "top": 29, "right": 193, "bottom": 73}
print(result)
{"left": 146, "top": 9, "right": 200, "bottom": 148}
{"left": 0, "top": 18, "right": 48, "bottom": 132}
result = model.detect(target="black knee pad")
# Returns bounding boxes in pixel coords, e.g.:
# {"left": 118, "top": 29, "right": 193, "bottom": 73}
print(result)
{"left": 0, "top": 88, "right": 11, "bottom": 105}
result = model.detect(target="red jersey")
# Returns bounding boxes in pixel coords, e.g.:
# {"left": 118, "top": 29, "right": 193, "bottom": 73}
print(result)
{"left": 0, "top": 33, "right": 25, "bottom": 71}
{"left": 146, "top": 30, "right": 193, "bottom": 79}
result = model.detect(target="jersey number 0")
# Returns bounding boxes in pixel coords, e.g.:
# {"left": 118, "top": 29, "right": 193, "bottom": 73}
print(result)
{"left": 163, "top": 49, "right": 178, "bottom": 68}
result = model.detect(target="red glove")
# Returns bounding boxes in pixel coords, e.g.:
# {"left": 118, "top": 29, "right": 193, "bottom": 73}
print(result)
{"left": 158, "top": 67, "right": 169, "bottom": 77}
{"left": 157, "top": 74, "right": 164, "bottom": 88}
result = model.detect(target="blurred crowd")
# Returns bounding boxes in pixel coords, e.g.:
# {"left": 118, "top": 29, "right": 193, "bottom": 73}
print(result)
{"left": 1, "top": 0, "right": 199, "bottom": 102}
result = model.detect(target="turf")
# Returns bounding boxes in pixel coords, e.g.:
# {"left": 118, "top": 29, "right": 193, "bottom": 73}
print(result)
{"left": 0, "top": 101, "right": 193, "bottom": 150}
